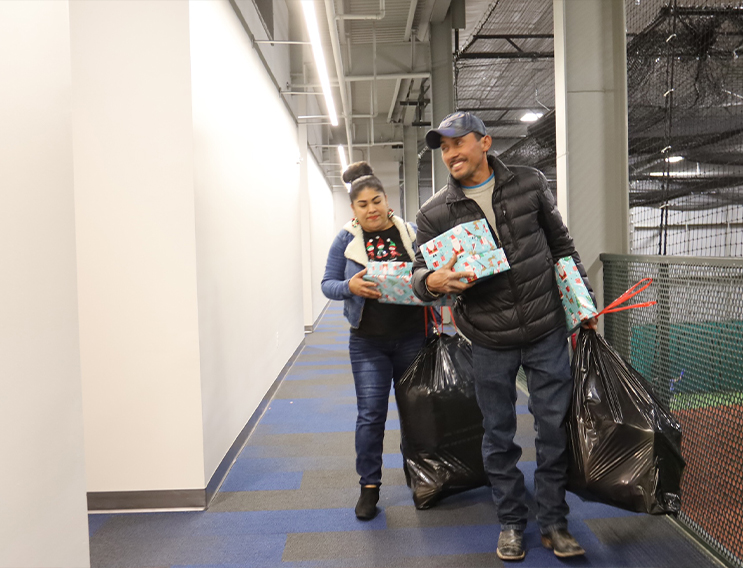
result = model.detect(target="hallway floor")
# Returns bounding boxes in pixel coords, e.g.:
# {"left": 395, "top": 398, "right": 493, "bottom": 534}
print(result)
{"left": 88, "top": 302, "right": 719, "bottom": 567}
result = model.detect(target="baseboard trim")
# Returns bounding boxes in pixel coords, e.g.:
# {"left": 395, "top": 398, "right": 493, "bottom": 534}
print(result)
{"left": 304, "top": 301, "right": 332, "bottom": 334}
{"left": 87, "top": 337, "right": 306, "bottom": 512}
{"left": 204, "top": 338, "right": 305, "bottom": 506}
{"left": 87, "top": 489, "right": 206, "bottom": 511}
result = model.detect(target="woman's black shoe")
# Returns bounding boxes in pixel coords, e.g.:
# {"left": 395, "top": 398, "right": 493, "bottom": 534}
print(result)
{"left": 355, "top": 486, "right": 380, "bottom": 520}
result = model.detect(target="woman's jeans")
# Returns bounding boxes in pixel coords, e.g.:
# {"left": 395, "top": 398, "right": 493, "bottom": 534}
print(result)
{"left": 471, "top": 327, "right": 572, "bottom": 534}
{"left": 349, "top": 331, "right": 426, "bottom": 486}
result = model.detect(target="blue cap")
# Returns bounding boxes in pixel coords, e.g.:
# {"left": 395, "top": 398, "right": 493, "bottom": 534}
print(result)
{"left": 425, "top": 111, "right": 487, "bottom": 149}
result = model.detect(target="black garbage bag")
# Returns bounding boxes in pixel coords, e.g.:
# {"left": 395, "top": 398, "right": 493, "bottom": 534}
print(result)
{"left": 567, "top": 328, "right": 685, "bottom": 514}
{"left": 395, "top": 332, "right": 488, "bottom": 509}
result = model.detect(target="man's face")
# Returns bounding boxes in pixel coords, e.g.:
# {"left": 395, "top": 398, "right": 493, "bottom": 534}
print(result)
{"left": 439, "top": 132, "right": 491, "bottom": 184}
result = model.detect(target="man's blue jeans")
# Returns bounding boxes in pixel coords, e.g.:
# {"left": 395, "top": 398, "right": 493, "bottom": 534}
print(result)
{"left": 472, "top": 326, "right": 572, "bottom": 534}
{"left": 349, "top": 332, "right": 426, "bottom": 486}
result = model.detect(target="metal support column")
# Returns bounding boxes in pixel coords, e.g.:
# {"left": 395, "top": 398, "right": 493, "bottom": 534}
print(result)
{"left": 403, "top": 126, "right": 420, "bottom": 221}
{"left": 429, "top": 12, "right": 455, "bottom": 192}
{"left": 553, "top": 0, "right": 630, "bottom": 318}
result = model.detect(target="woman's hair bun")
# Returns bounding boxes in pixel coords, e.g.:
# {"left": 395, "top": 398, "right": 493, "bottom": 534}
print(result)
{"left": 342, "top": 161, "right": 374, "bottom": 184}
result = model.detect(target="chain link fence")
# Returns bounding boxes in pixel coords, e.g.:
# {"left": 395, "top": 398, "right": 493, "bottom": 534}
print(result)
{"left": 602, "top": 254, "right": 743, "bottom": 568}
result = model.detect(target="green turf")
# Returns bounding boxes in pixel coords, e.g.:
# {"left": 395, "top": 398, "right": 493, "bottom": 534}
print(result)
{"left": 629, "top": 321, "right": 743, "bottom": 396}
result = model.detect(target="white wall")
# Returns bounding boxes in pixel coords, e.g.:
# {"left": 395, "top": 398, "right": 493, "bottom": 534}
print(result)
{"left": 188, "top": 0, "right": 307, "bottom": 481}
{"left": 6, "top": 0, "right": 336, "bottom": 508}
{"left": 308, "top": 155, "right": 335, "bottom": 322}
{"left": 630, "top": 206, "right": 743, "bottom": 257}
{"left": 0, "top": 1, "right": 90, "bottom": 566}
{"left": 233, "top": 0, "right": 292, "bottom": 96}
{"left": 70, "top": 0, "right": 206, "bottom": 492}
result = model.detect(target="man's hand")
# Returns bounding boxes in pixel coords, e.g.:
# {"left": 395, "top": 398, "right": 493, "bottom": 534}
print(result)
{"left": 581, "top": 317, "right": 598, "bottom": 331}
{"left": 425, "top": 255, "right": 476, "bottom": 294}
{"left": 349, "top": 269, "right": 382, "bottom": 299}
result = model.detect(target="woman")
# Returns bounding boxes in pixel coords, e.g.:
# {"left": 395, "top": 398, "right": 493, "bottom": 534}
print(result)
{"left": 321, "top": 162, "right": 427, "bottom": 520}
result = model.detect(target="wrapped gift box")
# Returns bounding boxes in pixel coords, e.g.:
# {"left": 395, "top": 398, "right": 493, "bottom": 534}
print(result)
{"left": 555, "top": 257, "right": 597, "bottom": 331}
{"left": 364, "top": 261, "right": 454, "bottom": 306}
{"left": 421, "top": 219, "right": 510, "bottom": 283}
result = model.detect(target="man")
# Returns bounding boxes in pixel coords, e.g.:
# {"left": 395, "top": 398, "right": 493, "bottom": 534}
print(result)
{"left": 411, "top": 111, "right": 596, "bottom": 561}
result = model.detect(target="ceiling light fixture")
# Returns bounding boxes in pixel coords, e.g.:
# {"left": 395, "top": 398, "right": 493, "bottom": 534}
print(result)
{"left": 301, "top": 1, "right": 338, "bottom": 126}
{"left": 649, "top": 170, "right": 700, "bottom": 177}
{"left": 520, "top": 112, "right": 543, "bottom": 123}
{"left": 666, "top": 156, "right": 684, "bottom": 163}
{"left": 337, "top": 145, "right": 350, "bottom": 191}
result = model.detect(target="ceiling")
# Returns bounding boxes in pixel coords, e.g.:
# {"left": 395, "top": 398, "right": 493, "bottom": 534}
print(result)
{"left": 285, "top": 0, "right": 556, "bottom": 188}
{"left": 287, "top": 0, "right": 743, "bottom": 214}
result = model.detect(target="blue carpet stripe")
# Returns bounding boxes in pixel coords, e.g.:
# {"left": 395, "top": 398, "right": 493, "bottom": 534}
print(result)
{"left": 88, "top": 300, "right": 715, "bottom": 568}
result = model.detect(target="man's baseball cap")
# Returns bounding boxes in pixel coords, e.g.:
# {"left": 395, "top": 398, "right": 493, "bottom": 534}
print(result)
{"left": 425, "top": 111, "right": 487, "bottom": 149}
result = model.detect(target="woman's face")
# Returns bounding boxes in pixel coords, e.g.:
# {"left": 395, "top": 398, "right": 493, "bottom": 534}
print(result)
{"left": 351, "top": 188, "right": 392, "bottom": 232}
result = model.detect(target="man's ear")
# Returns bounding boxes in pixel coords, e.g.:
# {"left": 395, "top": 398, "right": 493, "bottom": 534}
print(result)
{"left": 481, "top": 134, "right": 492, "bottom": 153}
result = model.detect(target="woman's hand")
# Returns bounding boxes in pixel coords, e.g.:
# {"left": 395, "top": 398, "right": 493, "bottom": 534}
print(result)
{"left": 349, "top": 269, "right": 382, "bottom": 299}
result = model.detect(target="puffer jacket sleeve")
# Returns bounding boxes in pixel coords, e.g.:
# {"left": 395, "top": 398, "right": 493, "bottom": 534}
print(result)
{"left": 411, "top": 208, "right": 440, "bottom": 301}
{"left": 321, "top": 231, "right": 354, "bottom": 301}
{"left": 536, "top": 172, "right": 596, "bottom": 302}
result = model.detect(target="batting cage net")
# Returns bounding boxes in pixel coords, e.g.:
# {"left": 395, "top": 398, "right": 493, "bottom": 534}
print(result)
{"left": 456, "top": 0, "right": 743, "bottom": 257}
{"left": 627, "top": 1, "right": 743, "bottom": 257}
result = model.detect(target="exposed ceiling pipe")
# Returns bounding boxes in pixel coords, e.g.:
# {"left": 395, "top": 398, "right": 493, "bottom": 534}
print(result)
{"left": 404, "top": 0, "right": 420, "bottom": 41}
{"left": 313, "top": 142, "right": 402, "bottom": 148}
{"left": 324, "top": 0, "right": 354, "bottom": 162}
{"left": 370, "top": 22, "right": 378, "bottom": 146}
{"left": 387, "top": 79, "right": 402, "bottom": 123}
{"left": 346, "top": 72, "right": 430, "bottom": 82}
{"left": 337, "top": 0, "right": 385, "bottom": 20}
{"left": 355, "top": 140, "right": 404, "bottom": 147}
{"left": 300, "top": 114, "right": 378, "bottom": 119}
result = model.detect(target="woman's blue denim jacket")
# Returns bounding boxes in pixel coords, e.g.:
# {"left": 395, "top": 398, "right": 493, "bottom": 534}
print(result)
{"left": 321, "top": 215, "right": 418, "bottom": 328}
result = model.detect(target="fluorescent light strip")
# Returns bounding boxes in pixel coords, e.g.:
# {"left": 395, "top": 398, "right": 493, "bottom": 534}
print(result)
{"left": 520, "top": 112, "right": 543, "bottom": 123}
{"left": 337, "top": 145, "right": 350, "bottom": 191}
{"left": 302, "top": 1, "right": 338, "bottom": 126}
{"left": 337, "top": 145, "right": 348, "bottom": 172}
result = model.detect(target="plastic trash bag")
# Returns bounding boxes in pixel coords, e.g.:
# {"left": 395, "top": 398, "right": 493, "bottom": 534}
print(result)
{"left": 567, "top": 328, "right": 685, "bottom": 514}
{"left": 395, "top": 332, "right": 488, "bottom": 509}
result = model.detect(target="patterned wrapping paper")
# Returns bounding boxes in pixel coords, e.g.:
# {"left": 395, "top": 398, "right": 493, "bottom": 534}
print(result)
{"left": 555, "top": 257, "right": 597, "bottom": 331}
{"left": 420, "top": 219, "right": 510, "bottom": 283}
{"left": 364, "top": 262, "right": 454, "bottom": 306}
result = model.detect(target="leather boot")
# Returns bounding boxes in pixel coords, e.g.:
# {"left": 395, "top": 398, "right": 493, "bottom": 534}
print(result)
{"left": 541, "top": 528, "right": 586, "bottom": 558}
{"left": 496, "top": 529, "right": 526, "bottom": 561}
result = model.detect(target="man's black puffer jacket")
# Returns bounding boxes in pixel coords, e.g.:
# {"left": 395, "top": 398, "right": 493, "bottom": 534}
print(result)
{"left": 411, "top": 155, "right": 593, "bottom": 349}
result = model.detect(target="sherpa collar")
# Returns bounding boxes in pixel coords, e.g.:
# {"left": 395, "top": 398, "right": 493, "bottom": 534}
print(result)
{"left": 343, "top": 215, "right": 416, "bottom": 266}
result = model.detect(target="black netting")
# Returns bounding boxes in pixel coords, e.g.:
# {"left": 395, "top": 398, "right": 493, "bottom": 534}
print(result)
{"left": 455, "top": 0, "right": 555, "bottom": 181}
{"left": 455, "top": 0, "right": 743, "bottom": 257}
{"left": 627, "top": 1, "right": 743, "bottom": 257}
{"left": 603, "top": 255, "right": 743, "bottom": 568}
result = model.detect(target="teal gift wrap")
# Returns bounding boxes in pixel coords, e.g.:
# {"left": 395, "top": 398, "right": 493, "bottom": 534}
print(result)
{"left": 555, "top": 257, "right": 597, "bottom": 331}
{"left": 364, "top": 261, "right": 453, "bottom": 305}
{"left": 420, "top": 219, "right": 510, "bottom": 283}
